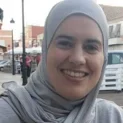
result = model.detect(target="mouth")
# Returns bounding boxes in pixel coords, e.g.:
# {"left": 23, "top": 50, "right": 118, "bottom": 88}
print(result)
{"left": 60, "top": 69, "right": 89, "bottom": 81}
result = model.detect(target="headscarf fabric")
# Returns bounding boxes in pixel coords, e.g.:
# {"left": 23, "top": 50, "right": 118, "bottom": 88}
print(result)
{"left": 2, "top": 0, "right": 108, "bottom": 123}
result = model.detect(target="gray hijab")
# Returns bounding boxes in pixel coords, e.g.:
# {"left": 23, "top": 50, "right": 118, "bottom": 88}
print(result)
{"left": 2, "top": 0, "right": 108, "bottom": 123}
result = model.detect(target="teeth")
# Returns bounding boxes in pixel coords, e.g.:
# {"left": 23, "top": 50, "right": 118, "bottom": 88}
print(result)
{"left": 63, "top": 70, "right": 86, "bottom": 78}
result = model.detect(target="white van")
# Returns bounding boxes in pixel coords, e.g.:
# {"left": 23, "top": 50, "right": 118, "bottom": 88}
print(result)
{"left": 100, "top": 50, "right": 123, "bottom": 91}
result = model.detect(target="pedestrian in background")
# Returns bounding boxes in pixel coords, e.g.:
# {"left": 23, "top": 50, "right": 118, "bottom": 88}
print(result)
{"left": 20, "top": 53, "right": 32, "bottom": 78}
{"left": 26, "top": 53, "right": 32, "bottom": 77}
{"left": 20, "top": 55, "right": 23, "bottom": 77}
{"left": 36, "top": 53, "right": 41, "bottom": 66}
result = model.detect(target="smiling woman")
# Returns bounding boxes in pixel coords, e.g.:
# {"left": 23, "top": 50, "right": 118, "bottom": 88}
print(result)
{"left": 47, "top": 15, "right": 104, "bottom": 100}
{"left": 0, "top": 0, "right": 123, "bottom": 123}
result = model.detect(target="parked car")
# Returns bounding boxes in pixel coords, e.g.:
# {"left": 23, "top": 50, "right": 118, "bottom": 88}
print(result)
{"left": 0, "top": 61, "right": 10, "bottom": 71}
{"left": 0, "top": 60, "right": 7, "bottom": 65}
{"left": 0, "top": 60, "right": 3, "bottom": 63}
{"left": 0, "top": 60, "right": 21, "bottom": 73}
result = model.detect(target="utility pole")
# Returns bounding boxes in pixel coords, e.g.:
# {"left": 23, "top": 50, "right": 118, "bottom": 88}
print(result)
{"left": 22, "top": 0, "right": 27, "bottom": 85}
{"left": 10, "top": 18, "right": 15, "bottom": 75}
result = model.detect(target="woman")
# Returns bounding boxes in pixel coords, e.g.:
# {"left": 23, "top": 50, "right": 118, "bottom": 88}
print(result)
{"left": 35, "top": 53, "right": 41, "bottom": 66}
{"left": 0, "top": 0, "right": 123, "bottom": 123}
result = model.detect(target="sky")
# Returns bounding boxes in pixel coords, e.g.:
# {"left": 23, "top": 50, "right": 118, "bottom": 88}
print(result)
{"left": 0, "top": 0, "right": 123, "bottom": 39}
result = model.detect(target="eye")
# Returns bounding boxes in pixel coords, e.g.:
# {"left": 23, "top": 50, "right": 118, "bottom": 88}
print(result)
{"left": 84, "top": 43, "right": 99, "bottom": 53}
{"left": 56, "top": 40, "right": 73, "bottom": 49}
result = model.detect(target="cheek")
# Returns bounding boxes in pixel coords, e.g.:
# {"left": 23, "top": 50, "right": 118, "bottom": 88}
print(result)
{"left": 89, "top": 54, "right": 104, "bottom": 75}
{"left": 47, "top": 48, "right": 69, "bottom": 67}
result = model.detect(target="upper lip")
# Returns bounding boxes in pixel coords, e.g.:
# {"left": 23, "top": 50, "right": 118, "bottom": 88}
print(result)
{"left": 60, "top": 68, "right": 89, "bottom": 74}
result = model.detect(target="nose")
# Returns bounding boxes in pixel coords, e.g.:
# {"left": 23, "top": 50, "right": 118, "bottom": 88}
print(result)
{"left": 68, "top": 45, "right": 86, "bottom": 65}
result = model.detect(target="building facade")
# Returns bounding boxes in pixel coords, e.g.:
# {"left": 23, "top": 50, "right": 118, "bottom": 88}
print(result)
{"left": 24, "top": 25, "right": 44, "bottom": 48}
{"left": 37, "top": 33, "right": 44, "bottom": 46}
{"left": 0, "top": 29, "right": 12, "bottom": 51}
{"left": 101, "top": 5, "right": 123, "bottom": 50}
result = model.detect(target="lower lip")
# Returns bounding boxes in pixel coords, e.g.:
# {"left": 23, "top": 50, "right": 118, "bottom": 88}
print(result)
{"left": 61, "top": 70, "right": 87, "bottom": 83}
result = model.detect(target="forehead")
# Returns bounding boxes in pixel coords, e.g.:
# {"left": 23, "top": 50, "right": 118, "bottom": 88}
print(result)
{"left": 53, "top": 15, "right": 102, "bottom": 42}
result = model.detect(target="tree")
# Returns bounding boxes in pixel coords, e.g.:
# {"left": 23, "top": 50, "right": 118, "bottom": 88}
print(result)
{"left": 0, "top": 8, "right": 3, "bottom": 21}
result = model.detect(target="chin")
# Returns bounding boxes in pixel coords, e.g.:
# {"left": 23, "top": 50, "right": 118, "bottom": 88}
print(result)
{"left": 59, "top": 90, "right": 87, "bottom": 101}
{"left": 63, "top": 95, "right": 85, "bottom": 101}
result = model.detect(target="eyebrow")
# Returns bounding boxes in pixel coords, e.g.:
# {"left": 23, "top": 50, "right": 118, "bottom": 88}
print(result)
{"left": 55, "top": 35, "right": 102, "bottom": 45}
{"left": 55, "top": 35, "right": 76, "bottom": 41}
{"left": 85, "top": 39, "right": 102, "bottom": 46}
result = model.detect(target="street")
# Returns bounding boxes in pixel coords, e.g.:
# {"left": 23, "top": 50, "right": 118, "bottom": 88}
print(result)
{"left": 0, "top": 72, "right": 123, "bottom": 107}
{"left": 98, "top": 91, "right": 123, "bottom": 107}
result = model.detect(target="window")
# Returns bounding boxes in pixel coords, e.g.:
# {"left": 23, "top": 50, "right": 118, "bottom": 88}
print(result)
{"left": 108, "top": 53, "right": 123, "bottom": 65}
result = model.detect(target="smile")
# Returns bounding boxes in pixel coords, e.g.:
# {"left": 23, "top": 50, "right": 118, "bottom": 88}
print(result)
{"left": 61, "top": 69, "right": 88, "bottom": 78}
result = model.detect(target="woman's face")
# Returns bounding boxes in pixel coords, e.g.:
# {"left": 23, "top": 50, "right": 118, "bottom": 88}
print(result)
{"left": 47, "top": 15, "right": 104, "bottom": 100}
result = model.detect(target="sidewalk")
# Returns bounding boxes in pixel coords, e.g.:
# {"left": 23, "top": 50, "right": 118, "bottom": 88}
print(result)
{"left": 0, "top": 72, "right": 22, "bottom": 94}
